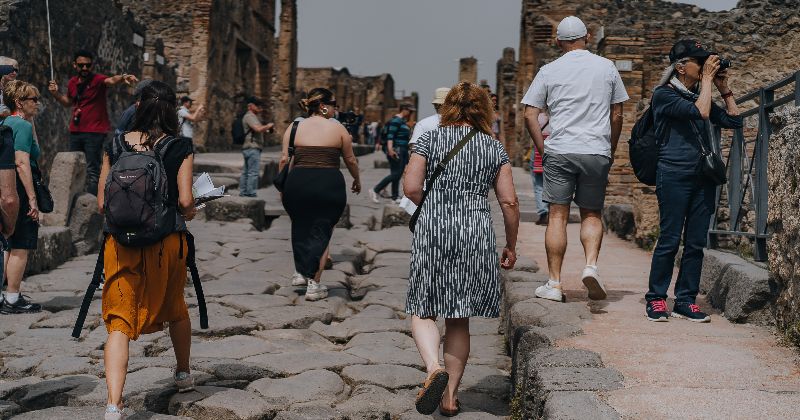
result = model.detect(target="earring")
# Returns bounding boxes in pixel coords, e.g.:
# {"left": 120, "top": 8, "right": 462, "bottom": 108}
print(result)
{"left": 321, "top": 107, "right": 329, "bottom": 116}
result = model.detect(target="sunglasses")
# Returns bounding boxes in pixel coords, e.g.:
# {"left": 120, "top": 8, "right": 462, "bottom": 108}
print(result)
{"left": 11, "top": 67, "right": 18, "bottom": 73}
{"left": 22, "top": 97, "right": 39, "bottom": 103}
{"left": 324, "top": 100, "right": 337, "bottom": 106}
{"left": 76, "top": 63, "right": 93, "bottom": 69}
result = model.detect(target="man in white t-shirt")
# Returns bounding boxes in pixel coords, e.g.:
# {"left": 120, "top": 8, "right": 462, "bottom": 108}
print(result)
{"left": 409, "top": 87, "right": 450, "bottom": 147}
{"left": 177, "top": 96, "right": 205, "bottom": 140}
{"left": 522, "top": 16, "right": 628, "bottom": 303}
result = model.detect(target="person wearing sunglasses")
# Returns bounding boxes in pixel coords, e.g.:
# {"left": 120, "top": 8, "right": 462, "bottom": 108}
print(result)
{"left": 0, "top": 56, "right": 20, "bottom": 117}
{"left": 47, "top": 49, "right": 138, "bottom": 196}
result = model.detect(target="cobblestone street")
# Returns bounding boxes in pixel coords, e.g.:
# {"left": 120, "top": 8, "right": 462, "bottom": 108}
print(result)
{"left": 0, "top": 152, "right": 518, "bottom": 419}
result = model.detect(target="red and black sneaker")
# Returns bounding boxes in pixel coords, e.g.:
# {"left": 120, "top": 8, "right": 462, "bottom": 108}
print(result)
{"left": 671, "top": 302, "right": 711, "bottom": 323}
{"left": 645, "top": 299, "right": 669, "bottom": 322}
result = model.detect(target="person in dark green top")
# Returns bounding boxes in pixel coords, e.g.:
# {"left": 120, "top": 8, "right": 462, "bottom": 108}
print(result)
{"left": 371, "top": 103, "right": 415, "bottom": 202}
{"left": 1, "top": 80, "right": 42, "bottom": 314}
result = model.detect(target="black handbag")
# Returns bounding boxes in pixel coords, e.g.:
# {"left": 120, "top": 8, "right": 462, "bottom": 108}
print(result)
{"left": 273, "top": 120, "right": 299, "bottom": 192}
{"left": 689, "top": 120, "right": 727, "bottom": 185}
{"left": 409, "top": 129, "right": 478, "bottom": 232}
{"left": 31, "top": 165, "right": 54, "bottom": 213}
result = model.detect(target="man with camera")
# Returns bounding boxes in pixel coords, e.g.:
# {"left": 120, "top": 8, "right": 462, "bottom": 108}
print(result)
{"left": 48, "top": 50, "right": 138, "bottom": 195}
{"left": 239, "top": 96, "right": 275, "bottom": 197}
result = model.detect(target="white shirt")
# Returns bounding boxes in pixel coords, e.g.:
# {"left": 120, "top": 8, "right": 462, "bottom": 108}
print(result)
{"left": 409, "top": 113, "right": 440, "bottom": 145}
{"left": 521, "top": 49, "right": 629, "bottom": 157}
{"left": 178, "top": 106, "right": 193, "bottom": 138}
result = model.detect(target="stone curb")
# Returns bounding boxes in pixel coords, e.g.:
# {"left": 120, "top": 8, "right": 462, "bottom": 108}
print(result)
{"left": 700, "top": 249, "right": 777, "bottom": 325}
{"left": 501, "top": 270, "right": 622, "bottom": 419}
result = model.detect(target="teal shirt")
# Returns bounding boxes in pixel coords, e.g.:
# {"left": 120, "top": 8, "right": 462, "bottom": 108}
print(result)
{"left": 5, "top": 115, "right": 40, "bottom": 167}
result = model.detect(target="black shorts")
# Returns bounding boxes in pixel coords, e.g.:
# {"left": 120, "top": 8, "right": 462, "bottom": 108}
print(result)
{"left": 9, "top": 215, "right": 38, "bottom": 250}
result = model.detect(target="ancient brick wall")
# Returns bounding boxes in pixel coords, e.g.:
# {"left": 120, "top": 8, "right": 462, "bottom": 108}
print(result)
{"left": 272, "top": 0, "right": 298, "bottom": 135}
{"left": 459, "top": 57, "right": 478, "bottom": 83}
{"left": 0, "top": 0, "right": 145, "bottom": 173}
{"left": 508, "top": 0, "right": 800, "bottom": 245}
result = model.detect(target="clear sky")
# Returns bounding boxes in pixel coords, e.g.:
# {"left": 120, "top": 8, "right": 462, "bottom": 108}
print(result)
{"left": 295, "top": 0, "right": 738, "bottom": 117}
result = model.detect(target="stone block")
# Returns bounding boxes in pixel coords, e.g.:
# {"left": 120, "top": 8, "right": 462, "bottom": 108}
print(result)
{"left": 247, "top": 369, "right": 345, "bottom": 405}
{"left": 603, "top": 204, "right": 635, "bottom": 240}
{"left": 352, "top": 144, "right": 374, "bottom": 157}
{"left": 701, "top": 249, "right": 776, "bottom": 324}
{"left": 67, "top": 193, "right": 104, "bottom": 255}
{"left": 374, "top": 159, "right": 390, "bottom": 169}
{"left": 204, "top": 196, "right": 266, "bottom": 230}
{"left": 26, "top": 227, "right": 74, "bottom": 275}
{"left": 542, "top": 391, "right": 621, "bottom": 420}
{"left": 381, "top": 204, "right": 411, "bottom": 229}
{"left": 41, "top": 152, "right": 86, "bottom": 227}
{"left": 340, "top": 364, "right": 423, "bottom": 389}
{"left": 513, "top": 255, "right": 540, "bottom": 273}
{"left": 529, "top": 348, "right": 604, "bottom": 369}
{"left": 179, "top": 388, "right": 277, "bottom": 420}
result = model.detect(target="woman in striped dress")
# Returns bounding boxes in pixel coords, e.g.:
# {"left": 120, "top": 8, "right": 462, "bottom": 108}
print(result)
{"left": 403, "top": 82, "right": 520, "bottom": 416}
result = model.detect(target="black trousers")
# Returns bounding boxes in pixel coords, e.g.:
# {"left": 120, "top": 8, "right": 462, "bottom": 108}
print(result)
{"left": 69, "top": 132, "right": 107, "bottom": 195}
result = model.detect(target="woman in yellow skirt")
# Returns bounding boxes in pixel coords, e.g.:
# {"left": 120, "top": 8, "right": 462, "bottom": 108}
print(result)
{"left": 96, "top": 81, "right": 197, "bottom": 420}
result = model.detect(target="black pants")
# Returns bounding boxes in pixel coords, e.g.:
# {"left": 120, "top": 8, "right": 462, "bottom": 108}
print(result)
{"left": 373, "top": 146, "right": 409, "bottom": 199}
{"left": 70, "top": 132, "right": 106, "bottom": 195}
{"left": 282, "top": 167, "right": 347, "bottom": 278}
{"left": 646, "top": 168, "right": 715, "bottom": 304}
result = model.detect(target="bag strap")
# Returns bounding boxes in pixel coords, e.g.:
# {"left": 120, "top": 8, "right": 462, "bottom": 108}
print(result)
{"left": 288, "top": 120, "right": 300, "bottom": 158}
{"left": 409, "top": 129, "right": 478, "bottom": 231}
{"left": 185, "top": 232, "right": 209, "bottom": 330}
{"left": 72, "top": 235, "right": 107, "bottom": 338}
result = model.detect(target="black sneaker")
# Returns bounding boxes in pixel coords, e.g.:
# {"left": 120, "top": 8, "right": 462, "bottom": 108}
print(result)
{"left": 646, "top": 299, "right": 669, "bottom": 322}
{"left": 671, "top": 302, "right": 710, "bottom": 323}
{"left": 0, "top": 295, "right": 42, "bottom": 314}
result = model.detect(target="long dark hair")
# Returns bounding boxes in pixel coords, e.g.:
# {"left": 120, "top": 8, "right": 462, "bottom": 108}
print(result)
{"left": 299, "top": 87, "right": 334, "bottom": 117}
{"left": 130, "top": 80, "right": 179, "bottom": 149}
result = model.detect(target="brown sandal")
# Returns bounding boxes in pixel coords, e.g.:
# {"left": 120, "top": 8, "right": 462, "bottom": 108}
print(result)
{"left": 439, "top": 399, "right": 461, "bottom": 417}
{"left": 415, "top": 369, "right": 449, "bottom": 415}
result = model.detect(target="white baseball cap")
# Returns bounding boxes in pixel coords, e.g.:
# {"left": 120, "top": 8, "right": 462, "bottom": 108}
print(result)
{"left": 431, "top": 87, "right": 450, "bottom": 105}
{"left": 556, "top": 16, "right": 587, "bottom": 41}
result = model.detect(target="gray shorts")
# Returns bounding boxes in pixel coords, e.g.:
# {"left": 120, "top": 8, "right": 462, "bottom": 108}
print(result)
{"left": 543, "top": 153, "right": 611, "bottom": 210}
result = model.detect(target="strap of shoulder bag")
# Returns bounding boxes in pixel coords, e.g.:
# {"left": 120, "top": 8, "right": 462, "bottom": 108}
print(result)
{"left": 288, "top": 120, "right": 300, "bottom": 158}
{"left": 409, "top": 129, "right": 478, "bottom": 231}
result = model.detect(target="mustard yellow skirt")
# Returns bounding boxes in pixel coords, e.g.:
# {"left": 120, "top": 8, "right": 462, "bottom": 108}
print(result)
{"left": 102, "top": 232, "right": 190, "bottom": 340}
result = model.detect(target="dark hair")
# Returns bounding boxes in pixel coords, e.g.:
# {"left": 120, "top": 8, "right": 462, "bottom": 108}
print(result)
{"left": 299, "top": 88, "right": 334, "bottom": 116}
{"left": 439, "top": 82, "right": 494, "bottom": 135}
{"left": 246, "top": 96, "right": 265, "bottom": 107}
{"left": 129, "top": 80, "right": 179, "bottom": 149}
{"left": 73, "top": 49, "right": 94, "bottom": 61}
{"left": 180, "top": 95, "right": 192, "bottom": 104}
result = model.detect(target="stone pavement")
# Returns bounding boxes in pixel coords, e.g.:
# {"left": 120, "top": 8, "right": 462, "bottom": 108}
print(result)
{"left": 518, "top": 217, "right": 800, "bottom": 418}
{"left": 0, "top": 151, "right": 512, "bottom": 419}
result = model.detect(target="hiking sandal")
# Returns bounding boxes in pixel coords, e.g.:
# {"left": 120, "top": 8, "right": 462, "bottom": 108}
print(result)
{"left": 414, "top": 369, "right": 449, "bottom": 415}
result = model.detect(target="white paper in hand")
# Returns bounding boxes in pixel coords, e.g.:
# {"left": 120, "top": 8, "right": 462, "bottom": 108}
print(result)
{"left": 193, "top": 172, "right": 228, "bottom": 208}
{"left": 398, "top": 196, "right": 417, "bottom": 215}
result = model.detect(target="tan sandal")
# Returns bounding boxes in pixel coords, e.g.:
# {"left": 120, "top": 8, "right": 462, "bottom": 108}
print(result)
{"left": 439, "top": 399, "right": 461, "bottom": 417}
{"left": 415, "top": 369, "right": 449, "bottom": 415}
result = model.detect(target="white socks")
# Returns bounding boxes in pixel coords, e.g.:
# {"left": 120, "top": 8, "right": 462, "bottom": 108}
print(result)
{"left": 4, "top": 292, "right": 19, "bottom": 304}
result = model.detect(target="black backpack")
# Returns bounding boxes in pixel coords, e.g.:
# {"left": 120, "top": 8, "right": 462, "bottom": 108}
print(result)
{"left": 103, "top": 134, "right": 183, "bottom": 247}
{"left": 629, "top": 102, "right": 664, "bottom": 186}
{"left": 231, "top": 112, "right": 249, "bottom": 145}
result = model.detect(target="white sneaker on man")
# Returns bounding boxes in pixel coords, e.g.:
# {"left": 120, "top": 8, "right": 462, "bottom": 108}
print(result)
{"left": 369, "top": 189, "right": 380, "bottom": 203}
{"left": 105, "top": 404, "right": 126, "bottom": 420}
{"left": 174, "top": 371, "right": 195, "bottom": 393}
{"left": 305, "top": 280, "right": 329, "bottom": 301}
{"left": 291, "top": 272, "right": 308, "bottom": 287}
{"left": 581, "top": 265, "right": 607, "bottom": 300}
{"left": 535, "top": 280, "right": 563, "bottom": 302}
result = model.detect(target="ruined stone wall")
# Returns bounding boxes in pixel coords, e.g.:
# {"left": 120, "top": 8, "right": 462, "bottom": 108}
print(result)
{"left": 459, "top": 57, "right": 478, "bottom": 83}
{"left": 496, "top": 48, "right": 519, "bottom": 163}
{"left": 511, "top": 0, "right": 800, "bottom": 245}
{"left": 0, "top": 0, "right": 145, "bottom": 173}
{"left": 272, "top": 0, "right": 298, "bottom": 135}
{"left": 119, "top": 0, "right": 277, "bottom": 150}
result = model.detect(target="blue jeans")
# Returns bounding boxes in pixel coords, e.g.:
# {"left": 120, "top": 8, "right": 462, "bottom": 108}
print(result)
{"left": 532, "top": 171, "right": 549, "bottom": 216}
{"left": 646, "top": 168, "right": 715, "bottom": 304}
{"left": 239, "top": 148, "right": 261, "bottom": 197}
{"left": 373, "top": 146, "right": 409, "bottom": 200}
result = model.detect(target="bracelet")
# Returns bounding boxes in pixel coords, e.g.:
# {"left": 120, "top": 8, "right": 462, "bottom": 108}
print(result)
{"left": 721, "top": 91, "right": 734, "bottom": 99}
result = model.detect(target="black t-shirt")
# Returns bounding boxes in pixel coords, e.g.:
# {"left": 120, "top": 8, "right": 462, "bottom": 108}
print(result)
{"left": 104, "top": 134, "right": 194, "bottom": 207}
{"left": 0, "top": 124, "right": 16, "bottom": 170}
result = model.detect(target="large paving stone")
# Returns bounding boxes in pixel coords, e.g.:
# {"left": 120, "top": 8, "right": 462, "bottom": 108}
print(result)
{"left": 7, "top": 375, "right": 97, "bottom": 410}
{"left": 310, "top": 318, "right": 411, "bottom": 343}
{"left": 701, "top": 249, "right": 774, "bottom": 324}
{"left": 542, "top": 391, "right": 621, "bottom": 420}
{"left": 191, "top": 303, "right": 258, "bottom": 336}
{"left": 459, "top": 365, "right": 511, "bottom": 400}
{"left": 340, "top": 364, "right": 422, "bottom": 390}
{"left": 167, "top": 386, "right": 229, "bottom": 416}
{"left": 344, "top": 345, "right": 423, "bottom": 368}
{"left": 179, "top": 388, "right": 277, "bottom": 420}
{"left": 273, "top": 403, "right": 345, "bottom": 420}
{"left": 190, "top": 335, "right": 278, "bottom": 359}
{"left": 351, "top": 304, "right": 397, "bottom": 320}
{"left": 244, "top": 306, "right": 334, "bottom": 330}
{"left": 0, "top": 400, "right": 21, "bottom": 418}
{"left": 247, "top": 369, "right": 345, "bottom": 405}
{"left": 530, "top": 348, "right": 604, "bottom": 369}
{"left": 356, "top": 290, "right": 406, "bottom": 312}
{"left": 251, "top": 329, "right": 337, "bottom": 352}
{"left": 11, "top": 406, "right": 101, "bottom": 420}
{"left": 345, "top": 332, "right": 415, "bottom": 350}
{"left": 336, "top": 384, "right": 412, "bottom": 418}
{"left": 210, "top": 363, "right": 269, "bottom": 382}
{"left": 212, "top": 294, "right": 291, "bottom": 312}
{"left": 536, "top": 367, "right": 624, "bottom": 393}
{"left": 34, "top": 356, "right": 97, "bottom": 378}
{"left": 0, "top": 328, "right": 90, "bottom": 357}
{"left": 205, "top": 196, "right": 267, "bottom": 231}
{"left": 69, "top": 367, "right": 175, "bottom": 406}
{"left": 243, "top": 351, "right": 366, "bottom": 377}
{"left": 202, "top": 273, "right": 280, "bottom": 296}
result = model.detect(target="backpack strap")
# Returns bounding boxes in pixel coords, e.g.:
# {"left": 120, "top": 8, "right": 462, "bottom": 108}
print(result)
{"left": 72, "top": 235, "right": 107, "bottom": 338}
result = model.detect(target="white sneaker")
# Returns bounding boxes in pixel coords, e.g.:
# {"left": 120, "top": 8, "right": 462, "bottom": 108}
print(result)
{"left": 291, "top": 272, "right": 308, "bottom": 287}
{"left": 305, "top": 280, "right": 329, "bottom": 301}
{"left": 369, "top": 189, "right": 380, "bottom": 203}
{"left": 105, "top": 404, "right": 126, "bottom": 420}
{"left": 535, "top": 280, "right": 563, "bottom": 302}
{"left": 581, "top": 265, "right": 607, "bottom": 300}
{"left": 174, "top": 371, "right": 195, "bottom": 393}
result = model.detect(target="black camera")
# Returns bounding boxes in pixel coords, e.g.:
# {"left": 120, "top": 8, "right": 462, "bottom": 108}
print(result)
{"left": 72, "top": 109, "right": 81, "bottom": 125}
{"left": 718, "top": 57, "right": 732, "bottom": 70}
{"left": 338, "top": 111, "right": 358, "bottom": 125}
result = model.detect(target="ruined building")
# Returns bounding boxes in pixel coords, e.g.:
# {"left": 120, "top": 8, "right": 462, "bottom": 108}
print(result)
{"left": 500, "top": 0, "right": 800, "bottom": 244}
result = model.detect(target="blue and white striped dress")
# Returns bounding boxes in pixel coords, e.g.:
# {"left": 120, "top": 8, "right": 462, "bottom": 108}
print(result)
{"left": 406, "top": 126, "right": 510, "bottom": 318}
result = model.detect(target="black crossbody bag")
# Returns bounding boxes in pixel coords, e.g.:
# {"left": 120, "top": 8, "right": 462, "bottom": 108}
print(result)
{"left": 409, "top": 129, "right": 478, "bottom": 232}
{"left": 274, "top": 120, "right": 299, "bottom": 192}
{"left": 689, "top": 120, "right": 727, "bottom": 185}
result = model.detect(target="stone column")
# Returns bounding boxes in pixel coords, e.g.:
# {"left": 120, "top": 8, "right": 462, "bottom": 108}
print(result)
{"left": 459, "top": 57, "right": 478, "bottom": 84}
{"left": 496, "top": 47, "right": 519, "bottom": 164}
{"left": 272, "top": 0, "right": 298, "bottom": 135}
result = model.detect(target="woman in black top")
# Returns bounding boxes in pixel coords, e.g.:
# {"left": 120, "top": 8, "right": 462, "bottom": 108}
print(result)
{"left": 645, "top": 40, "right": 743, "bottom": 323}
